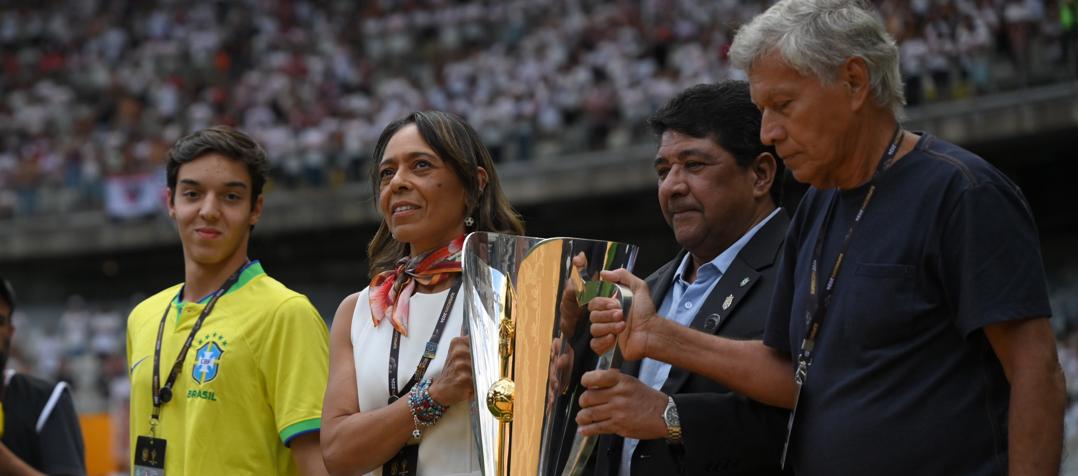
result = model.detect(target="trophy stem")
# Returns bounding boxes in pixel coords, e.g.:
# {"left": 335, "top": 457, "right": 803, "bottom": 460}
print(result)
{"left": 498, "top": 419, "right": 510, "bottom": 476}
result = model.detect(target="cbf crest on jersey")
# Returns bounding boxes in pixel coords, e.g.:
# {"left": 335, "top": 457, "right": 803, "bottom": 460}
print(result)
{"left": 192, "top": 332, "right": 230, "bottom": 385}
{"left": 193, "top": 341, "right": 224, "bottom": 384}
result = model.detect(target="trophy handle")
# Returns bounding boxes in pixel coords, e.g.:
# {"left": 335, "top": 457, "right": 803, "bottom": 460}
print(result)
{"left": 575, "top": 280, "right": 633, "bottom": 370}
{"left": 560, "top": 281, "right": 634, "bottom": 476}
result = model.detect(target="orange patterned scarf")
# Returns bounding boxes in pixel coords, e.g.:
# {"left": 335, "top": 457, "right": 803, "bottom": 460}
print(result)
{"left": 369, "top": 235, "right": 465, "bottom": 336}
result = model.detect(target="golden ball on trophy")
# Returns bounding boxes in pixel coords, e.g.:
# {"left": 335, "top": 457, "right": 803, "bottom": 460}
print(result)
{"left": 486, "top": 377, "right": 515, "bottom": 422}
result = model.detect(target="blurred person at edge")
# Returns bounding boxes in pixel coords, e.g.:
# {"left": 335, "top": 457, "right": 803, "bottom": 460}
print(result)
{"left": 321, "top": 111, "right": 524, "bottom": 475}
{"left": 0, "top": 278, "right": 86, "bottom": 476}
{"left": 577, "top": 81, "right": 792, "bottom": 476}
{"left": 125, "top": 126, "right": 329, "bottom": 475}
{"left": 585, "top": 1, "right": 1065, "bottom": 475}
{"left": 1063, "top": 0, "right": 1078, "bottom": 75}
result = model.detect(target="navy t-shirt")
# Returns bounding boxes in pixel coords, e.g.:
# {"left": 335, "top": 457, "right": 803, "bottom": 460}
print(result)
{"left": 763, "top": 133, "right": 1051, "bottom": 476}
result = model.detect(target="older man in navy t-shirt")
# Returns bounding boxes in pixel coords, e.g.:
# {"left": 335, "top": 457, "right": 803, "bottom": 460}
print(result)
{"left": 585, "top": 1, "right": 1064, "bottom": 475}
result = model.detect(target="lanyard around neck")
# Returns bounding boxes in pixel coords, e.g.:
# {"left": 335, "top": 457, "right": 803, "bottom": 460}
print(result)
{"left": 387, "top": 277, "right": 462, "bottom": 404}
{"left": 794, "top": 126, "right": 904, "bottom": 385}
{"left": 151, "top": 263, "right": 247, "bottom": 420}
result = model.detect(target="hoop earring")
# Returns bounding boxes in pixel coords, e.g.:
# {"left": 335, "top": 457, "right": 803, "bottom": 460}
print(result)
{"left": 464, "top": 216, "right": 475, "bottom": 228}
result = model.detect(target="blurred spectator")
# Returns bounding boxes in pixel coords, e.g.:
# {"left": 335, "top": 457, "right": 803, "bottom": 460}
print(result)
{"left": 1064, "top": 0, "right": 1078, "bottom": 75}
{"left": 59, "top": 296, "right": 90, "bottom": 357}
{"left": 1004, "top": 0, "right": 1035, "bottom": 85}
{"left": 957, "top": 11, "right": 995, "bottom": 94}
{"left": 901, "top": 17, "right": 931, "bottom": 105}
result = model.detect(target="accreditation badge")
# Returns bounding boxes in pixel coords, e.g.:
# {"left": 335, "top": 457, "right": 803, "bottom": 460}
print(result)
{"left": 134, "top": 435, "right": 167, "bottom": 476}
{"left": 383, "top": 444, "right": 419, "bottom": 476}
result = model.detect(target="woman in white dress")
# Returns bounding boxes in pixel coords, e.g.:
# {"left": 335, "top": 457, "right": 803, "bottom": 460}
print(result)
{"left": 321, "top": 111, "right": 525, "bottom": 476}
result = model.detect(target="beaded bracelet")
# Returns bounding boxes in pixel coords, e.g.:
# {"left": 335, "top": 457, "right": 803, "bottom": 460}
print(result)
{"left": 407, "top": 378, "right": 448, "bottom": 438}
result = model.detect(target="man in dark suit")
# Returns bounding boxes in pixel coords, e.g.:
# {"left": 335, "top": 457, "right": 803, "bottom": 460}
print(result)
{"left": 576, "top": 81, "right": 791, "bottom": 475}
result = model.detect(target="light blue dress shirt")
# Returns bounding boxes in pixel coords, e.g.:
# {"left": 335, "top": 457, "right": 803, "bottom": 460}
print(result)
{"left": 618, "top": 208, "right": 781, "bottom": 476}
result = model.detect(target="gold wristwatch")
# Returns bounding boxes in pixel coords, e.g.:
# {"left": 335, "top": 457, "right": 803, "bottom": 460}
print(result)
{"left": 663, "top": 395, "right": 682, "bottom": 444}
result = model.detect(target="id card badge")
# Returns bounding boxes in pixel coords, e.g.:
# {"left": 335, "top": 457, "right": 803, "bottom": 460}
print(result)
{"left": 134, "top": 435, "right": 167, "bottom": 476}
{"left": 383, "top": 444, "right": 419, "bottom": 476}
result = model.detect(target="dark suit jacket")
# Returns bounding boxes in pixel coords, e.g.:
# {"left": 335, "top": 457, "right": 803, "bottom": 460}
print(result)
{"left": 592, "top": 211, "right": 792, "bottom": 476}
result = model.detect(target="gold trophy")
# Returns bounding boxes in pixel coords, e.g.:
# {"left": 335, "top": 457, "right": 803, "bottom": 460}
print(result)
{"left": 462, "top": 232, "right": 637, "bottom": 476}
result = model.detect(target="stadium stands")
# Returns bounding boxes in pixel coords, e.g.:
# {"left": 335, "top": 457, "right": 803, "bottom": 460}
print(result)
{"left": 0, "top": 0, "right": 1074, "bottom": 220}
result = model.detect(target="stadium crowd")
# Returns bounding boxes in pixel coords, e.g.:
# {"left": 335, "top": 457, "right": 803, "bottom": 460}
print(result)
{"left": 0, "top": 0, "right": 1075, "bottom": 220}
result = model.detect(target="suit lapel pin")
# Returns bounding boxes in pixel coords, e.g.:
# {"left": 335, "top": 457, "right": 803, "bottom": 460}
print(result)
{"left": 722, "top": 294, "right": 733, "bottom": 310}
{"left": 704, "top": 314, "right": 721, "bottom": 330}
{"left": 739, "top": 277, "right": 749, "bottom": 287}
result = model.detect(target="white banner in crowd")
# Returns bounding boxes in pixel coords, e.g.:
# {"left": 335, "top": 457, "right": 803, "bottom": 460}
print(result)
{"left": 104, "top": 171, "right": 165, "bottom": 220}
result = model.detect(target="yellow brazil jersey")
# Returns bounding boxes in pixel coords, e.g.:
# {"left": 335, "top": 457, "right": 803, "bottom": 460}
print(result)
{"left": 126, "top": 261, "right": 328, "bottom": 475}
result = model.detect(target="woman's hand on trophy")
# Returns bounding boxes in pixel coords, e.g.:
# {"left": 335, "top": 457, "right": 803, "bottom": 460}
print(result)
{"left": 575, "top": 369, "right": 668, "bottom": 439}
{"left": 588, "top": 268, "right": 657, "bottom": 361}
{"left": 429, "top": 336, "right": 474, "bottom": 406}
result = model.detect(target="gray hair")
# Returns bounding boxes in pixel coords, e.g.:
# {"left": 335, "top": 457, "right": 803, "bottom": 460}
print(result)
{"left": 729, "top": 0, "right": 905, "bottom": 119}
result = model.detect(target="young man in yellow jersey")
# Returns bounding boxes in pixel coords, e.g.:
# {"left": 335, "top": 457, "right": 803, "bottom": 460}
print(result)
{"left": 126, "top": 126, "right": 329, "bottom": 475}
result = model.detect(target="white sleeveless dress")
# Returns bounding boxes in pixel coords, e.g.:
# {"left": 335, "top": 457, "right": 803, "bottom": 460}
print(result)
{"left": 351, "top": 286, "right": 481, "bottom": 476}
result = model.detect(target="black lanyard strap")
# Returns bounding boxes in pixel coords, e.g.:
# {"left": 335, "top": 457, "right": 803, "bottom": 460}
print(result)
{"left": 151, "top": 263, "right": 247, "bottom": 419}
{"left": 794, "top": 126, "right": 903, "bottom": 385}
{"left": 388, "top": 278, "right": 462, "bottom": 404}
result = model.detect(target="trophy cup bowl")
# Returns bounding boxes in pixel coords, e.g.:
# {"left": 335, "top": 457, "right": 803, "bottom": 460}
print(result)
{"left": 462, "top": 232, "right": 638, "bottom": 476}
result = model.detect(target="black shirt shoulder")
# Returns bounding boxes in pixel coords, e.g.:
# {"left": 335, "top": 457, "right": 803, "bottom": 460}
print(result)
{"left": 4, "top": 372, "right": 55, "bottom": 411}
